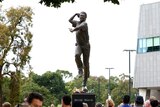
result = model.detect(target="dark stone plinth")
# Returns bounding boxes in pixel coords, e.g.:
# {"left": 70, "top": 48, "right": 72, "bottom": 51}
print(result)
{"left": 72, "top": 93, "right": 95, "bottom": 107}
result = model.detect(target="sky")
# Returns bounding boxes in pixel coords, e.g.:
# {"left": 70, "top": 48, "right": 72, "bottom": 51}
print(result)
{"left": 1, "top": 0, "right": 160, "bottom": 80}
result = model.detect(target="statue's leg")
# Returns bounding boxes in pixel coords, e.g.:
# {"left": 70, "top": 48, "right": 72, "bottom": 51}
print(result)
{"left": 82, "top": 75, "right": 88, "bottom": 92}
{"left": 82, "top": 44, "right": 90, "bottom": 78}
{"left": 75, "top": 45, "right": 83, "bottom": 77}
{"left": 82, "top": 76, "right": 87, "bottom": 87}
{"left": 82, "top": 44, "right": 90, "bottom": 90}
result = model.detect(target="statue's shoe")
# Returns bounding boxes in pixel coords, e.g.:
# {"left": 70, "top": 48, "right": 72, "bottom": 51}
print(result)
{"left": 82, "top": 86, "right": 88, "bottom": 93}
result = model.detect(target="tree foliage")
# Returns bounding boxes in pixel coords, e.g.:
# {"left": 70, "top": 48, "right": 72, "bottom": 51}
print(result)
{"left": 66, "top": 74, "right": 138, "bottom": 106}
{"left": 0, "top": 6, "right": 33, "bottom": 107}
{"left": 32, "top": 71, "right": 69, "bottom": 105}
{"left": 39, "top": 0, "right": 119, "bottom": 7}
{"left": 2, "top": 69, "right": 138, "bottom": 106}
{"left": 20, "top": 75, "right": 55, "bottom": 107}
{"left": 0, "top": 0, "right": 119, "bottom": 8}
{"left": 2, "top": 76, "right": 10, "bottom": 102}
{"left": 10, "top": 72, "right": 21, "bottom": 106}
{"left": 111, "top": 74, "right": 138, "bottom": 106}
{"left": 0, "top": 6, "right": 33, "bottom": 77}
{"left": 55, "top": 69, "right": 72, "bottom": 79}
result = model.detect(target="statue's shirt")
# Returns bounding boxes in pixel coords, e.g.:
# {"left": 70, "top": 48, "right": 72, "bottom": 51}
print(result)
{"left": 72, "top": 21, "right": 89, "bottom": 46}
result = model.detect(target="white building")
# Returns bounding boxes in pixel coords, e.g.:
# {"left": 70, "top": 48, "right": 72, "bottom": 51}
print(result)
{"left": 134, "top": 2, "right": 160, "bottom": 100}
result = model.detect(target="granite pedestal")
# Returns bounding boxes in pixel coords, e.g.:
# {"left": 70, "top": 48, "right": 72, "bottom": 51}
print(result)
{"left": 72, "top": 93, "right": 95, "bottom": 107}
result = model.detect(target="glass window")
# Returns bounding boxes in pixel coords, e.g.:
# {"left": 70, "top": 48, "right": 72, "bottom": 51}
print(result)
{"left": 142, "top": 39, "right": 147, "bottom": 52}
{"left": 147, "top": 38, "right": 153, "bottom": 47}
{"left": 139, "top": 39, "right": 143, "bottom": 48}
{"left": 146, "top": 38, "right": 153, "bottom": 52}
{"left": 153, "top": 37, "right": 160, "bottom": 51}
{"left": 137, "top": 36, "right": 160, "bottom": 54}
{"left": 154, "top": 37, "right": 160, "bottom": 46}
{"left": 137, "top": 39, "right": 143, "bottom": 53}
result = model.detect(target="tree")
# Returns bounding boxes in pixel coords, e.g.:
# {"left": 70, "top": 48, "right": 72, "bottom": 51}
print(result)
{"left": 20, "top": 74, "right": 55, "bottom": 107}
{"left": 66, "top": 76, "right": 109, "bottom": 102}
{"left": 66, "top": 74, "right": 137, "bottom": 105}
{"left": 32, "top": 71, "right": 69, "bottom": 104}
{"left": 39, "top": 0, "right": 119, "bottom": 7}
{"left": 65, "top": 76, "right": 83, "bottom": 94}
{"left": 0, "top": 0, "right": 119, "bottom": 8}
{"left": 55, "top": 69, "right": 72, "bottom": 79}
{"left": 88, "top": 76, "right": 108, "bottom": 102}
{"left": 10, "top": 72, "right": 20, "bottom": 106}
{"left": 111, "top": 73, "right": 138, "bottom": 106}
{"left": 2, "top": 76, "right": 10, "bottom": 102}
{"left": 0, "top": 6, "right": 33, "bottom": 107}
{"left": 111, "top": 77, "right": 129, "bottom": 106}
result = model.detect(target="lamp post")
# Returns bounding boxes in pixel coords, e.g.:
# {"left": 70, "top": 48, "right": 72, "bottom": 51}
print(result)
{"left": 123, "top": 49, "right": 136, "bottom": 97}
{"left": 105, "top": 67, "right": 114, "bottom": 98}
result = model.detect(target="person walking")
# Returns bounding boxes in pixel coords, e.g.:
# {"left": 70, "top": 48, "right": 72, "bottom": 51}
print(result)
{"left": 61, "top": 95, "right": 71, "bottom": 107}
{"left": 119, "top": 95, "right": 131, "bottom": 107}
{"left": 27, "top": 92, "right": 43, "bottom": 107}
{"left": 105, "top": 98, "right": 115, "bottom": 107}
{"left": 134, "top": 96, "right": 144, "bottom": 107}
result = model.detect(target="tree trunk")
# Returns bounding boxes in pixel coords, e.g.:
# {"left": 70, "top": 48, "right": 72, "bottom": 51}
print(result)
{"left": 10, "top": 72, "right": 20, "bottom": 107}
{"left": 0, "top": 65, "right": 3, "bottom": 107}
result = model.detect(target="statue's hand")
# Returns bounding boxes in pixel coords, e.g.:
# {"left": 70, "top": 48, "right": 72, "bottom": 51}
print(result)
{"left": 69, "top": 28, "right": 73, "bottom": 32}
{"left": 75, "top": 13, "right": 80, "bottom": 17}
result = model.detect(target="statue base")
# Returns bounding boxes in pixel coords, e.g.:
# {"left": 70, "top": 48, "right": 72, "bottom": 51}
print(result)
{"left": 72, "top": 93, "right": 95, "bottom": 107}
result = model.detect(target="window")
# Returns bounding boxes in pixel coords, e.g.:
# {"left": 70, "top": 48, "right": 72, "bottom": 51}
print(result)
{"left": 142, "top": 39, "right": 147, "bottom": 53}
{"left": 137, "top": 39, "right": 143, "bottom": 53}
{"left": 146, "top": 38, "right": 153, "bottom": 52}
{"left": 137, "top": 36, "right": 160, "bottom": 53}
{"left": 154, "top": 37, "right": 160, "bottom": 46}
{"left": 153, "top": 37, "right": 160, "bottom": 51}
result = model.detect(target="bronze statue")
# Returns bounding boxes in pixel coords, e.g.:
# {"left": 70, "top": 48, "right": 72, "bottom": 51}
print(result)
{"left": 69, "top": 11, "right": 90, "bottom": 90}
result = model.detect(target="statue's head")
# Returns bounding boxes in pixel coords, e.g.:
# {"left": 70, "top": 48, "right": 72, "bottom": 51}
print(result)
{"left": 79, "top": 11, "right": 87, "bottom": 21}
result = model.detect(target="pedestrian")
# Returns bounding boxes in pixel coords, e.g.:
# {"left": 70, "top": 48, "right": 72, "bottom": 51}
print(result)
{"left": 27, "top": 92, "right": 43, "bottom": 107}
{"left": 61, "top": 95, "right": 71, "bottom": 107}
{"left": 119, "top": 95, "right": 131, "bottom": 107}
{"left": 134, "top": 96, "right": 144, "bottom": 107}
{"left": 2, "top": 102, "right": 11, "bottom": 107}
{"left": 105, "top": 98, "right": 115, "bottom": 107}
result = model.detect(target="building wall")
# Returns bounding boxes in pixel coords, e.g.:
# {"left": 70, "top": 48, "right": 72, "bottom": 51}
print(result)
{"left": 134, "top": 52, "right": 160, "bottom": 88}
{"left": 138, "top": 2, "right": 160, "bottom": 38}
{"left": 134, "top": 2, "right": 160, "bottom": 88}
{"left": 139, "top": 89, "right": 160, "bottom": 100}
{"left": 139, "top": 89, "right": 147, "bottom": 100}
{"left": 150, "top": 90, "right": 160, "bottom": 100}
